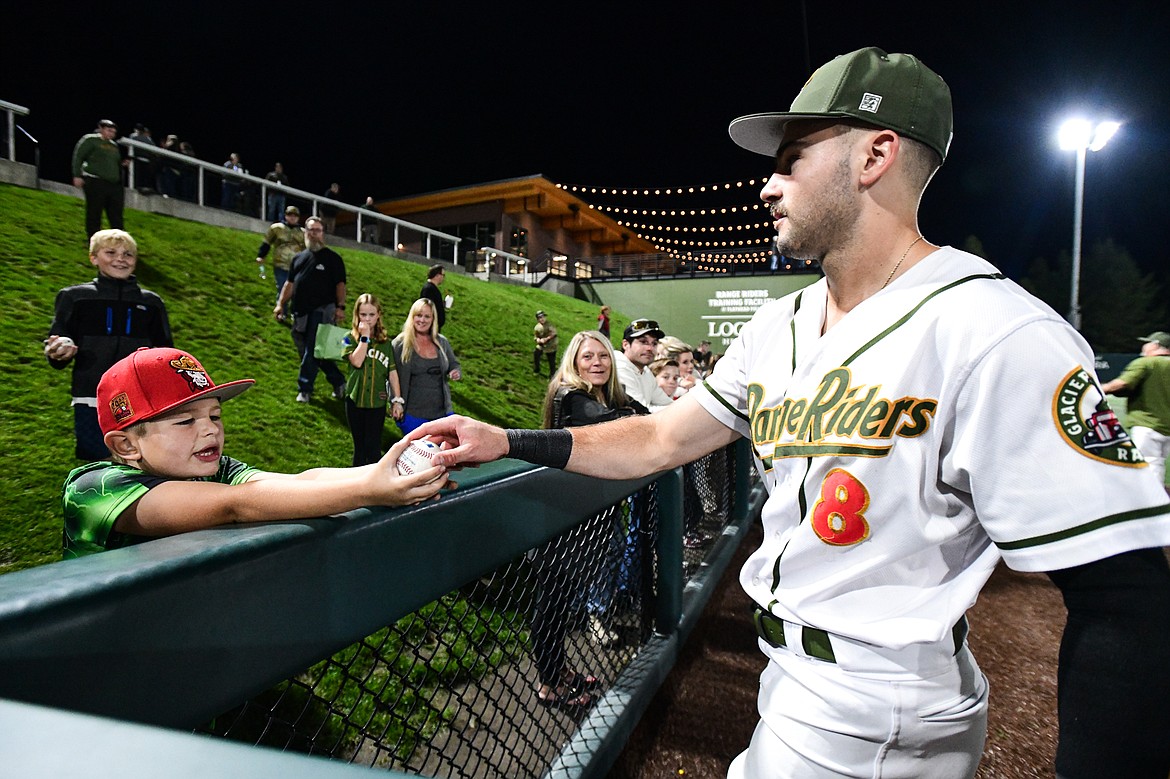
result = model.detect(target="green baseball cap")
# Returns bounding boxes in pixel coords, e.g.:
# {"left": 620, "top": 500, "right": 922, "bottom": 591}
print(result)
{"left": 729, "top": 47, "right": 953, "bottom": 163}
{"left": 1139, "top": 331, "right": 1170, "bottom": 349}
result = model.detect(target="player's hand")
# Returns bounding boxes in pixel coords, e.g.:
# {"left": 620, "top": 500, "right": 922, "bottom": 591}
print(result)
{"left": 409, "top": 415, "right": 508, "bottom": 468}
{"left": 371, "top": 438, "right": 448, "bottom": 505}
{"left": 448, "top": 368, "right": 461, "bottom": 381}
{"left": 44, "top": 335, "right": 78, "bottom": 361}
{"left": 334, "top": 308, "right": 347, "bottom": 325}
{"left": 357, "top": 321, "right": 372, "bottom": 337}
{"left": 273, "top": 304, "right": 285, "bottom": 322}
{"left": 72, "top": 177, "right": 84, "bottom": 188}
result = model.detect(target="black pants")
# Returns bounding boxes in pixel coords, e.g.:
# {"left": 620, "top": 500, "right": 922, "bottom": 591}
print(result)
{"left": 345, "top": 400, "right": 386, "bottom": 466}
{"left": 534, "top": 349, "right": 556, "bottom": 378}
{"left": 84, "top": 178, "right": 124, "bottom": 238}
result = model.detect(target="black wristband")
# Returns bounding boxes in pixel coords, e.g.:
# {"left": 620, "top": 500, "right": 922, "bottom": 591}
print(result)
{"left": 359, "top": 336, "right": 370, "bottom": 343}
{"left": 506, "top": 428, "right": 572, "bottom": 469}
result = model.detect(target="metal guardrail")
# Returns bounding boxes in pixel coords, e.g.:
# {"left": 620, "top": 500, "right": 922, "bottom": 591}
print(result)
{"left": 0, "top": 443, "right": 761, "bottom": 777}
{"left": 1, "top": 98, "right": 31, "bottom": 163}
{"left": 118, "top": 137, "right": 460, "bottom": 260}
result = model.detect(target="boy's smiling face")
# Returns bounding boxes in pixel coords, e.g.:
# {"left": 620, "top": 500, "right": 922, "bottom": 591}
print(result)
{"left": 118, "top": 398, "right": 225, "bottom": 478}
{"left": 90, "top": 243, "right": 137, "bottom": 280}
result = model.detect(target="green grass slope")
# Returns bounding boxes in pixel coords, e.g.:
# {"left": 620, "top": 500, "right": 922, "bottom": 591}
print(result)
{"left": 1, "top": 183, "right": 629, "bottom": 573}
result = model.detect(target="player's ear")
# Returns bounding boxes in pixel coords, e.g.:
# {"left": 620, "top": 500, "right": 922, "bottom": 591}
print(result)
{"left": 858, "top": 129, "right": 900, "bottom": 186}
{"left": 104, "top": 430, "right": 142, "bottom": 463}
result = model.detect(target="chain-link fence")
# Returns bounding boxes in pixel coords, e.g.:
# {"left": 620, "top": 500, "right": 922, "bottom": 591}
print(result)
{"left": 201, "top": 447, "right": 738, "bottom": 778}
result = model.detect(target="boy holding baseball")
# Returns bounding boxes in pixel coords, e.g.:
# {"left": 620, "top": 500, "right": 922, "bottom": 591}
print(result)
{"left": 62, "top": 347, "right": 449, "bottom": 559}
{"left": 46, "top": 229, "right": 172, "bottom": 460}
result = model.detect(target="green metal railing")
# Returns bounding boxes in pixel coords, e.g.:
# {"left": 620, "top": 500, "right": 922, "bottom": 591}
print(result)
{"left": 0, "top": 443, "right": 762, "bottom": 777}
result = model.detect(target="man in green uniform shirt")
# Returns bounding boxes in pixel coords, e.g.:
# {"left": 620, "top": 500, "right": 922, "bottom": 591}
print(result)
{"left": 72, "top": 119, "right": 127, "bottom": 240}
{"left": 1102, "top": 331, "right": 1170, "bottom": 493}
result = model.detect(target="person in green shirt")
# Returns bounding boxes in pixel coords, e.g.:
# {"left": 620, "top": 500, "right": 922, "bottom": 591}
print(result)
{"left": 71, "top": 119, "right": 128, "bottom": 240}
{"left": 1102, "top": 331, "right": 1170, "bottom": 493}
{"left": 343, "top": 293, "right": 403, "bottom": 466}
{"left": 62, "top": 346, "right": 448, "bottom": 559}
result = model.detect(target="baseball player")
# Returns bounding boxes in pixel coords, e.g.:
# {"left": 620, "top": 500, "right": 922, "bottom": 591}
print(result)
{"left": 412, "top": 48, "right": 1170, "bottom": 778}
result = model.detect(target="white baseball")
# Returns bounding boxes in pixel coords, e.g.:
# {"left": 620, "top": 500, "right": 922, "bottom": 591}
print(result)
{"left": 45, "top": 336, "right": 75, "bottom": 359}
{"left": 396, "top": 439, "right": 440, "bottom": 477}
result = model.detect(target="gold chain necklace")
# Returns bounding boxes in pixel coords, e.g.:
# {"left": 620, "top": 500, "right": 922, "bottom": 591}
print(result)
{"left": 881, "top": 235, "right": 924, "bottom": 289}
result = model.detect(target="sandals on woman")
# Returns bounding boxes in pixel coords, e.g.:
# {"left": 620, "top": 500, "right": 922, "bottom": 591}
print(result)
{"left": 537, "top": 671, "right": 602, "bottom": 710}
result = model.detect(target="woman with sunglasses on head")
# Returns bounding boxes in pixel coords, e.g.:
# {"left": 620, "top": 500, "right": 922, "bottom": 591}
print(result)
{"left": 391, "top": 298, "right": 461, "bottom": 435}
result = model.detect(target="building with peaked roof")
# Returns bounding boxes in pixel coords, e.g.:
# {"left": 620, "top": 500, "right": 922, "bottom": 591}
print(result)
{"left": 369, "top": 175, "right": 658, "bottom": 273}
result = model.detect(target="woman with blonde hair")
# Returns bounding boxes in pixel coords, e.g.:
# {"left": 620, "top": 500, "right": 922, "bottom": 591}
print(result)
{"left": 390, "top": 298, "right": 461, "bottom": 434}
{"left": 542, "top": 330, "right": 645, "bottom": 429}
{"left": 530, "top": 331, "right": 646, "bottom": 710}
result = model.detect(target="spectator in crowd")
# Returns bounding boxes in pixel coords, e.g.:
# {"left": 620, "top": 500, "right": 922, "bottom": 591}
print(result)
{"left": 1101, "top": 331, "right": 1170, "bottom": 494}
{"left": 155, "top": 134, "right": 181, "bottom": 198}
{"left": 343, "top": 293, "right": 402, "bottom": 466}
{"left": 539, "top": 331, "right": 648, "bottom": 677}
{"left": 649, "top": 358, "right": 680, "bottom": 400}
{"left": 361, "top": 196, "right": 381, "bottom": 244}
{"left": 265, "top": 162, "right": 290, "bottom": 223}
{"left": 127, "top": 124, "right": 156, "bottom": 193}
{"left": 320, "top": 182, "right": 341, "bottom": 233}
{"left": 419, "top": 264, "right": 447, "bottom": 332}
{"left": 178, "top": 140, "right": 198, "bottom": 202}
{"left": 72, "top": 119, "right": 127, "bottom": 239}
{"left": 391, "top": 298, "right": 461, "bottom": 434}
{"left": 221, "top": 153, "right": 244, "bottom": 212}
{"left": 614, "top": 318, "right": 673, "bottom": 412}
{"left": 275, "top": 215, "right": 348, "bottom": 403}
{"left": 256, "top": 204, "right": 305, "bottom": 310}
{"left": 61, "top": 346, "right": 448, "bottom": 559}
{"left": 597, "top": 305, "right": 611, "bottom": 339}
{"left": 692, "top": 339, "right": 713, "bottom": 378}
{"left": 533, "top": 310, "right": 558, "bottom": 379}
{"left": 656, "top": 335, "right": 698, "bottom": 396}
{"left": 45, "top": 229, "right": 172, "bottom": 460}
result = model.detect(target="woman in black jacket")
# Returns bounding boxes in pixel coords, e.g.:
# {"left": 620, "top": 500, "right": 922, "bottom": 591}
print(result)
{"left": 531, "top": 331, "right": 645, "bottom": 709}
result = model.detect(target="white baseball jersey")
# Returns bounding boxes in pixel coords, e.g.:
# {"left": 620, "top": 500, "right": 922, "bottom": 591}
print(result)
{"left": 691, "top": 247, "right": 1170, "bottom": 650}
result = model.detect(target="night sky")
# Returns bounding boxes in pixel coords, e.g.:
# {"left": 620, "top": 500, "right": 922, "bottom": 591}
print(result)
{"left": 5, "top": 2, "right": 1168, "bottom": 281}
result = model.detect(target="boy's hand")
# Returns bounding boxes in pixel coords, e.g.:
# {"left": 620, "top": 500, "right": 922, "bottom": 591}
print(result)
{"left": 44, "top": 335, "right": 78, "bottom": 361}
{"left": 374, "top": 438, "right": 451, "bottom": 505}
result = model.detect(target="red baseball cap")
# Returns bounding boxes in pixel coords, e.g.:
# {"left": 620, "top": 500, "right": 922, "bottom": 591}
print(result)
{"left": 97, "top": 347, "right": 254, "bottom": 434}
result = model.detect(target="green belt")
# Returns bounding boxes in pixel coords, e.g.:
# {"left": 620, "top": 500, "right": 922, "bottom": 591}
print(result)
{"left": 752, "top": 607, "right": 836, "bottom": 663}
{"left": 752, "top": 607, "right": 969, "bottom": 665}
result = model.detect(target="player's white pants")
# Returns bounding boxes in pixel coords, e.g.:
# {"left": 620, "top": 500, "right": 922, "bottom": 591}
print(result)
{"left": 1131, "top": 426, "right": 1170, "bottom": 491}
{"left": 727, "top": 643, "right": 988, "bottom": 779}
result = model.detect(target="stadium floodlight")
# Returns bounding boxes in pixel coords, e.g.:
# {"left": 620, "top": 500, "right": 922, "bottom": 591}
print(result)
{"left": 1058, "top": 118, "right": 1120, "bottom": 331}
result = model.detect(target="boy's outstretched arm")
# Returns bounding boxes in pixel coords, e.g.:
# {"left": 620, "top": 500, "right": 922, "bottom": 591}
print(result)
{"left": 112, "top": 438, "right": 447, "bottom": 538}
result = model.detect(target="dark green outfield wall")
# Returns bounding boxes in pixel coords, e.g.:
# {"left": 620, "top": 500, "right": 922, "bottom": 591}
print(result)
{"left": 584, "top": 273, "right": 821, "bottom": 352}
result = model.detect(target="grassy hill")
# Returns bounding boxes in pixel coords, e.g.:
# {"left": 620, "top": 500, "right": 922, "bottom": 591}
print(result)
{"left": 0, "top": 183, "right": 630, "bottom": 573}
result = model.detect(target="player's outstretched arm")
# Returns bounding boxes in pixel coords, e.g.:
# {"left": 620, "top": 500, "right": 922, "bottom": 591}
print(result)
{"left": 1046, "top": 547, "right": 1170, "bottom": 777}
{"left": 416, "top": 393, "right": 737, "bottom": 480}
{"left": 114, "top": 439, "right": 447, "bottom": 538}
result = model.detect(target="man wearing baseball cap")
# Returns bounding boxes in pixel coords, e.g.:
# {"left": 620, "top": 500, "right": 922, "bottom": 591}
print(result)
{"left": 1101, "top": 331, "right": 1170, "bottom": 494}
{"left": 61, "top": 347, "right": 448, "bottom": 559}
{"left": 256, "top": 203, "right": 305, "bottom": 308}
{"left": 614, "top": 318, "right": 673, "bottom": 412}
{"left": 414, "top": 47, "right": 1170, "bottom": 779}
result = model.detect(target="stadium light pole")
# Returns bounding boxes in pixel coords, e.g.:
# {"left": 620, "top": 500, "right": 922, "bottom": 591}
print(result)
{"left": 1057, "top": 118, "right": 1120, "bottom": 331}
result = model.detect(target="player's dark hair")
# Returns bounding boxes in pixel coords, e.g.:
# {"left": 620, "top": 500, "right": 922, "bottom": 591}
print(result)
{"left": 427, "top": 264, "right": 444, "bottom": 279}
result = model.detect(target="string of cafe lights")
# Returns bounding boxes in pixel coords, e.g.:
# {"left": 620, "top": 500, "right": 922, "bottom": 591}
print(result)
{"left": 554, "top": 176, "right": 781, "bottom": 265}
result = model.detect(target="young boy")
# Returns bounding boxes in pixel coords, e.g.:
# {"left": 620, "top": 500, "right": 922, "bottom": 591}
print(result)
{"left": 649, "top": 358, "right": 680, "bottom": 400}
{"left": 46, "top": 229, "right": 172, "bottom": 460}
{"left": 61, "top": 347, "right": 449, "bottom": 559}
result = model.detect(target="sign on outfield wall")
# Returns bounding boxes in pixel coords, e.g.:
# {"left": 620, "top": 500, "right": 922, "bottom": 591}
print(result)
{"left": 583, "top": 273, "right": 821, "bottom": 354}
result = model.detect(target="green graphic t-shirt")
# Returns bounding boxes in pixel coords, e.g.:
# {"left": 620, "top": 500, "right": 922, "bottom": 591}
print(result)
{"left": 61, "top": 457, "right": 260, "bottom": 559}
{"left": 344, "top": 340, "right": 397, "bottom": 409}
